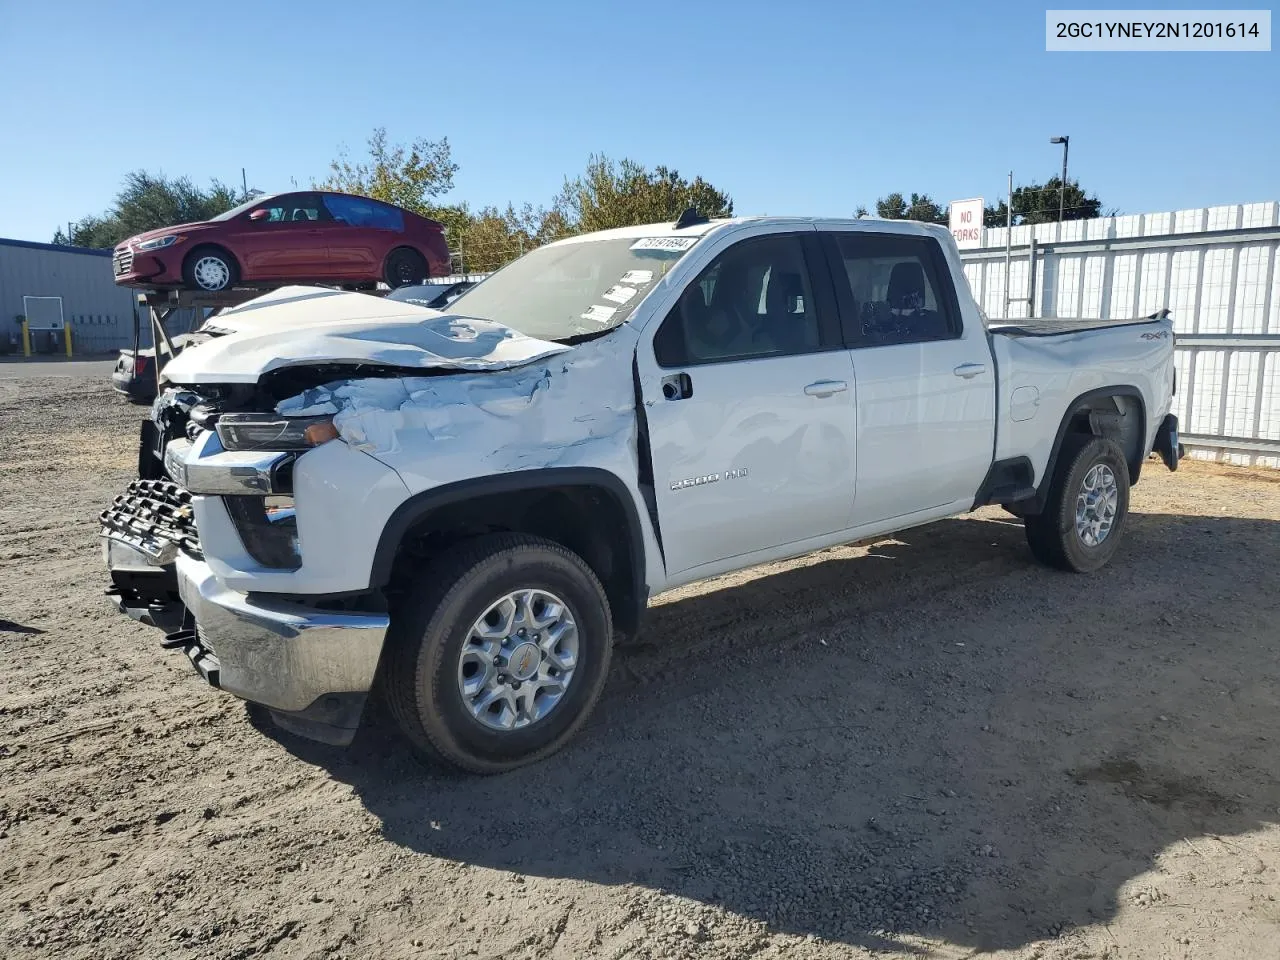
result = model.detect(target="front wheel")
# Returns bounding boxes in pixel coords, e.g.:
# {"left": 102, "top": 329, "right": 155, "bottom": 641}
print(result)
{"left": 384, "top": 534, "right": 613, "bottom": 773}
{"left": 1025, "top": 436, "right": 1131, "bottom": 573}
{"left": 182, "top": 247, "right": 239, "bottom": 292}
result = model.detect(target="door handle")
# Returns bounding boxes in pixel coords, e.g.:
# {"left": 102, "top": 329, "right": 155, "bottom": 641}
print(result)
{"left": 661, "top": 373, "right": 693, "bottom": 401}
{"left": 804, "top": 380, "right": 848, "bottom": 398}
{"left": 953, "top": 363, "right": 987, "bottom": 379}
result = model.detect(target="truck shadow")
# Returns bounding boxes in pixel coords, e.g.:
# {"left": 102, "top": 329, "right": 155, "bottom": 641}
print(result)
{"left": 256, "top": 509, "right": 1280, "bottom": 952}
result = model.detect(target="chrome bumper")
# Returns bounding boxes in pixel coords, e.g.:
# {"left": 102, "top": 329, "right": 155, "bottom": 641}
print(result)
{"left": 175, "top": 553, "right": 389, "bottom": 742}
{"left": 164, "top": 434, "right": 295, "bottom": 496}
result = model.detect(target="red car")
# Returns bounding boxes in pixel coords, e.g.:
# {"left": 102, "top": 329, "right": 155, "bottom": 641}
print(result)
{"left": 112, "top": 191, "right": 450, "bottom": 292}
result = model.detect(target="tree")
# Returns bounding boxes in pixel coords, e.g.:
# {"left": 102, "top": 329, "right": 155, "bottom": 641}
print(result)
{"left": 317, "top": 127, "right": 457, "bottom": 214}
{"left": 555, "top": 154, "right": 734, "bottom": 233}
{"left": 985, "top": 177, "right": 1107, "bottom": 226}
{"left": 874, "top": 192, "right": 947, "bottom": 224}
{"left": 53, "top": 171, "right": 240, "bottom": 247}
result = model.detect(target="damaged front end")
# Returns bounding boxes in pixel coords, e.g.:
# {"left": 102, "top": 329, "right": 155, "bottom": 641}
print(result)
{"left": 100, "top": 375, "right": 391, "bottom": 745}
{"left": 100, "top": 292, "right": 607, "bottom": 746}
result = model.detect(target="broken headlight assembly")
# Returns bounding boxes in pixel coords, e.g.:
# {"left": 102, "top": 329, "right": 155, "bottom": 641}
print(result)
{"left": 225, "top": 495, "right": 300, "bottom": 569}
{"left": 215, "top": 414, "right": 339, "bottom": 452}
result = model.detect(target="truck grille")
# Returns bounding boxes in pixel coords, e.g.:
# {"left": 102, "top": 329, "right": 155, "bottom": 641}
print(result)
{"left": 113, "top": 247, "right": 134, "bottom": 276}
{"left": 100, "top": 479, "right": 201, "bottom": 562}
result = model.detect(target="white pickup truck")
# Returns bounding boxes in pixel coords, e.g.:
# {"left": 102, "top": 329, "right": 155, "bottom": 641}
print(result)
{"left": 101, "top": 214, "right": 1181, "bottom": 773}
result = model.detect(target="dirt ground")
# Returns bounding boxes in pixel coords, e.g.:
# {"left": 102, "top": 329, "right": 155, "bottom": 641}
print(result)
{"left": 2, "top": 376, "right": 1278, "bottom": 960}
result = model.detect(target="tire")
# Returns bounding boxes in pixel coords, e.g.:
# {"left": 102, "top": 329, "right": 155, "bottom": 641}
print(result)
{"left": 182, "top": 247, "right": 239, "bottom": 292}
{"left": 1024, "top": 435, "right": 1130, "bottom": 573}
{"left": 384, "top": 248, "right": 429, "bottom": 289}
{"left": 383, "top": 533, "right": 613, "bottom": 774}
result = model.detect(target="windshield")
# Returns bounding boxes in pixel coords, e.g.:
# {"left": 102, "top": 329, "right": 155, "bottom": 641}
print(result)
{"left": 210, "top": 194, "right": 278, "bottom": 222}
{"left": 445, "top": 235, "right": 700, "bottom": 341}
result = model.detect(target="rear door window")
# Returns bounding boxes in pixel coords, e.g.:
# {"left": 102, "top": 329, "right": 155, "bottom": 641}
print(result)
{"left": 826, "top": 233, "right": 961, "bottom": 346}
{"left": 323, "top": 194, "right": 405, "bottom": 231}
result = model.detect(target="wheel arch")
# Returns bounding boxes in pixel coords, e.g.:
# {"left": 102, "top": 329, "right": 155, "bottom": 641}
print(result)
{"left": 371, "top": 467, "right": 649, "bottom": 639}
{"left": 1033, "top": 385, "right": 1147, "bottom": 511}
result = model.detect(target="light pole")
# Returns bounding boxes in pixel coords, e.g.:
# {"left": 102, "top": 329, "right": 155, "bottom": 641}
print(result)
{"left": 1050, "top": 135, "right": 1069, "bottom": 221}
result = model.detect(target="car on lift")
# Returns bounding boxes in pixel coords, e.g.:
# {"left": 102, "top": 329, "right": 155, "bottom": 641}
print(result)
{"left": 111, "top": 191, "right": 451, "bottom": 293}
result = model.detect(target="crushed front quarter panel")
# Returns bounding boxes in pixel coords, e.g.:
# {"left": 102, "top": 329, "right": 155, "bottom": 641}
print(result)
{"left": 273, "top": 324, "right": 665, "bottom": 588}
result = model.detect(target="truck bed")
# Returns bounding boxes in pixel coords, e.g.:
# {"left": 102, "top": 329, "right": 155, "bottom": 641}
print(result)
{"left": 989, "top": 310, "right": 1169, "bottom": 338}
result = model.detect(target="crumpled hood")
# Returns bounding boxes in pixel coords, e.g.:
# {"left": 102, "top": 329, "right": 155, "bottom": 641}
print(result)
{"left": 160, "top": 285, "right": 570, "bottom": 384}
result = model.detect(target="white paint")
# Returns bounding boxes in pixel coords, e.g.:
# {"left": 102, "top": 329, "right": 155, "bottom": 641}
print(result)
{"left": 948, "top": 198, "right": 985, "bottom": 250}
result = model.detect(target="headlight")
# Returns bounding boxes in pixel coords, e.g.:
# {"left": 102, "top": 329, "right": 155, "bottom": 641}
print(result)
{"left": 135, "top": 235, "right": 181, "bottom": 251}
{"left": 216, "top": 414, "right": 339, "bottom": 451}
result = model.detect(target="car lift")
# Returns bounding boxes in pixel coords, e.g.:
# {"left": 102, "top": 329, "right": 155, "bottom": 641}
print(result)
{"left": 133, "top": 288, "right": 264, "bottom": 387}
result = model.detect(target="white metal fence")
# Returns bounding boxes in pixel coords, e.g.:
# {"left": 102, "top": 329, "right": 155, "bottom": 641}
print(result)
{"left": 959, "top": 202, "right": 1280, "bottom": 468}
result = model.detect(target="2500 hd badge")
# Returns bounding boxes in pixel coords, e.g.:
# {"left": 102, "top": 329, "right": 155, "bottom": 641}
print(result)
{"left": 670, "top": 467, "right": 749, "bottom": 492}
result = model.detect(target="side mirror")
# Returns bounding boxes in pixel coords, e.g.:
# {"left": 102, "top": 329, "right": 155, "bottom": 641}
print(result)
{"left": 248, "top": 209, "right": 269, "bottom": 221}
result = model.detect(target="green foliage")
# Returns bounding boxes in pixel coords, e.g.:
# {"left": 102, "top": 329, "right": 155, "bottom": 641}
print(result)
{"left": 53, "top": 171, "right": 241, "bottom": 248}
{"left": 874, "top": 192, "right": 947, "bottom": 224}
{"left": 984, "top": 177, "right": 1106, "bottom": 225}
{"left": 555, "top": 154, "right": 733, "bottom": 234}
{"left": 866, "top": 178, "right": 1108, "bottom": 229}
{"left": 424, "top": 153, "right": 733, "bottom": 274}
{"left": 316, "top": 127, "right": 457, "bottom": 214}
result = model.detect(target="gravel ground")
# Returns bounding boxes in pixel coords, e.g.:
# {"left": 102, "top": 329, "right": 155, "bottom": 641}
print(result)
{"left": 2, "top": 377, "right": 1278, "bottom": 960}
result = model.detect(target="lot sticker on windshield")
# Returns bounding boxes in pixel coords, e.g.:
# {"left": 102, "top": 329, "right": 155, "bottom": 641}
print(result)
{"left": 619, "top": 269, "right": 653, "bottom": 285}
{"left": 581, "top": 304, "right": 617, "bottom": 324}
{"left": 601, "top": 285, "right": 638, "bottom": 305}
{"left": 630, "top": 237, "right": 699, "bottom": 251}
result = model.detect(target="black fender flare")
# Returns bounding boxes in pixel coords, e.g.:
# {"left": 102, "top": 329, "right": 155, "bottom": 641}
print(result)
{"left": 370, "top": 466, "right": 649, "bottom": 636}
{"left": 1032, "top": 385, "right": 1147, "bottom": 511}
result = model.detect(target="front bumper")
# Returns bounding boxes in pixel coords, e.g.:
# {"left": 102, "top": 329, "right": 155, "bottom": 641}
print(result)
{"left": 112, "top": 248, "right": 181, "bottom": 287}
{"left": 173, "top": 553, "right": 390, "bottom": 744}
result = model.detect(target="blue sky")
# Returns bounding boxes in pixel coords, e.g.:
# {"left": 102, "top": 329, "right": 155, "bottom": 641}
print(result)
{"left": 1, "top": 0, "right": 1275, "bottom": 242}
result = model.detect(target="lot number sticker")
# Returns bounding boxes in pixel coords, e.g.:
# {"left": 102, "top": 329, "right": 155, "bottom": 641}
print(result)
{"left": 630, "top": 237, "right": 699, "bottom": 251}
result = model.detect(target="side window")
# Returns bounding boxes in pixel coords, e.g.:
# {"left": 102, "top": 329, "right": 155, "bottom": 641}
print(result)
{"left": 654, "top": 234, "right": 820, "bottom": 367}
{"left": 833, "top": 233, "right": 959, "bottom": 346}
{"left": 323, "top": 194, "right": 404, "bottom": 231}
{"left": 255, "top": 194, "right": 328, "bottom": 223}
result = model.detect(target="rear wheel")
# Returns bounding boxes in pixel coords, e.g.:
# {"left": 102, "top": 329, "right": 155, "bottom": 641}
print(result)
{"left": 384, "top": 248, "right": 429, "bottom": 289}
{"left": 384, "top": 534, "right": 613, "bottom": 773}
{"left": 182, "top": 247, "right": 239, "bottom": 292}
{"left": 1025, "top": 436, "right": 1130, "bottom": 573}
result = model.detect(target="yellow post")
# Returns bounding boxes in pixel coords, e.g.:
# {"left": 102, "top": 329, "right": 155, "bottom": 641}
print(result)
{"left": 20, "top": 320, "right": 30, "bottom": 358}
{"left": 64, "top": 325, "right": 73, "bottom": 357}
